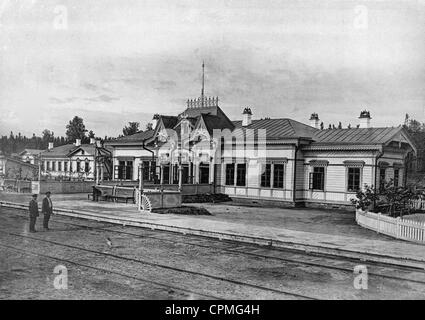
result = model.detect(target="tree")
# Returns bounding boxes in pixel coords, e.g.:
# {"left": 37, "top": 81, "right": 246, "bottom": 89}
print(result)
{"left": 42, "top": 129, "right": 53, "bottom": 141}
{"left": 66, "top": 116, "right": 87, "bottom": 142}
{"left": 122, "top": 122, "right": 140, "bottom": 136}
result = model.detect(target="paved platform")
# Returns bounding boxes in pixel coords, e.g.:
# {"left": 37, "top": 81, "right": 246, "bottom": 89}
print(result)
{"left": 1, "top": 192, "right": 425, "bottom": 268}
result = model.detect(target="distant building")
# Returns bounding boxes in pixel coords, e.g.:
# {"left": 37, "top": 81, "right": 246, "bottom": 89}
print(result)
{"left": 18, "top": 149, "right": 45, "bottom": 165}
{"left": 0, "top": 151, "right": 38, "bottom": 180}
{"left": 39, "top": 139, "right": 112, "bottom": 181}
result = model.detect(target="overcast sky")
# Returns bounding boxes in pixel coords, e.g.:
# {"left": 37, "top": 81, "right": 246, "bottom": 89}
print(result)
{"left": 0, "top": 0, "right": 424, "bottom": 137}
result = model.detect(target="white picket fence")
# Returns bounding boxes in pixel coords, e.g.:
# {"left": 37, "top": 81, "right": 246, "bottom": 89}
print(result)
{"left": 356, "top": 209, "right": 425, "bottom": 244}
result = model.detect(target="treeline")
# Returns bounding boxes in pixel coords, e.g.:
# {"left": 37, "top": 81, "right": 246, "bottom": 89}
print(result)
{"left": 0, "top": 131, "right": 67, "bottom": 155}
{"left": 0, "top": 116, "right": 116, "bottom": 156}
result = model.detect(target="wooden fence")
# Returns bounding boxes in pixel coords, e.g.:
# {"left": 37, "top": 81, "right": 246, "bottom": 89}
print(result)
{"left": 356, "top": 209, "right": 425, "bottom": 244}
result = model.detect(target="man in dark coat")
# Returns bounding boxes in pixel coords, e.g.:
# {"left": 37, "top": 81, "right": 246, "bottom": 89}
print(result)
{"left": 28, "top": 194, "right": 39, "bottom": 233}
{"left": 42, "top": 191, "right": 53, "bottom": 230}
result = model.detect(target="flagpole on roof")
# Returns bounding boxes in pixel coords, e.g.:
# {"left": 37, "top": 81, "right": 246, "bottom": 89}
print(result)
{"left": 201, "top": 61, "right": 205, "bottom": 107}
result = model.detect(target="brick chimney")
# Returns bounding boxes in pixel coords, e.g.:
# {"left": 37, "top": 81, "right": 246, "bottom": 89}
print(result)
{"left": 242, "top": 107, "right": 252, "bottom": 126}
{"left": 48, "top": 142, "right": 54, "bottom": 150}
{"left": 359, "top": 110, "right": 371, "bottom": 128}
{"left": 309, "top": 113, "right": 320, "bottom": 129}
{"left": 75, "top": 139, "right": 81, "bottom": 147}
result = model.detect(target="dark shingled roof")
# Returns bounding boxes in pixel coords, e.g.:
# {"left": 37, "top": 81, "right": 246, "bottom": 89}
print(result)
{"left": 312, "top": 127, "right": 403, "bottom": 145}
{"left": 161, "top": 116, "right": 179, "bottom": 129}
{"left": 179, "top": 106, "right": 220, "bottom": 118}
{"left": 201, "top": 113, "right": 235, "bottom": 135}
{"left": 109, "top": 130, "right": 155, "bottom": 143}
{"left": 232, "top": 118, "right": 318, "bottom": 139}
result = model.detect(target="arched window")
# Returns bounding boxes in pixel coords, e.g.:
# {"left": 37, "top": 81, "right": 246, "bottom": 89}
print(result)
{"left": 84, "top": 158, "right": 90, "bottom": 173}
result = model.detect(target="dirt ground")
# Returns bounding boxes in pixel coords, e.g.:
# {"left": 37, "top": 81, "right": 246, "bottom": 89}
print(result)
{"left": 1, "top": 206, "right": 425, "bottom": 300}
{"left": 188, "top": 202, "right": 398, "bottom": 241}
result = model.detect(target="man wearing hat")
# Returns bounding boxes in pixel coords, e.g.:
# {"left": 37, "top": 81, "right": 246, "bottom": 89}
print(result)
{"left": 42, "top": 191, "right": 53, "bottom": 230}
{"left": 28, "top": 194, "right": 39, "bottom": 232}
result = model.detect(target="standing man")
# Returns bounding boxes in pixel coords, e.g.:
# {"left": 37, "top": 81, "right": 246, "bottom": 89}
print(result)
{"left": 42, "top": 191, "right": 53, "bottom": 230}
{"left": 28, "top": 194, "right": 39, "bottom": 233}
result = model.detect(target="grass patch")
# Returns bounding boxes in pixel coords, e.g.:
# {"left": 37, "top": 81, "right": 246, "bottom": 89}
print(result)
{"left": 152, "top": 206, "right": 212, "bottom": 215}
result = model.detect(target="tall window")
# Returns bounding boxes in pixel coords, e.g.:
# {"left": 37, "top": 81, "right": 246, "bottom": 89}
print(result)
{"left": 199, "top": 163, "right": 210, "bottom": 184}
{"left": 116, "top": 160, "right": 133, "bottom": 180}
{"left": 162, "top": 165, "right": 170, "bottom": 184}
{"left": 379, "top": 168, "right": 386, "bottom": 190}
{"left": 182, "top": 164, "right": 189, "bottom": 184}
{"left": 309, "top": 167, "right": 325, "bottom": 190}
{"left": 394, "top": 168, "right": 399, "bottom": 187}
{"left": 85, "top": 161, "right": 90, "bottom": 173}
{"left": 347, "top": 167, "right": 361, "bottom": 192}
{"left": 172, "top": 163, "right": 179, "bottom": 184}
{"left": 236, "top": 163, "right": 246, "bottom": 186}
{"left": 142, "top": 161, "right": 151, "bottom": 181}
{"left": 76, "top": 160, "right": 81, "bottom": 172}
{"left": 64, "top": 162, "right": 68, "bottom": 172}
{"left": 260, "top": 164, "right": 271, "bottom": 188}
{"left": 52, "top": 161, "right": 56, "bottom": 171}
{"left": 58, "top": 162, "right": 62, "bottom": 172}
{"left": 273, "top": 164, "right": 284, "bottom": 189}
{"left": 225, "top": 164, "right": 235, "bottom": 186}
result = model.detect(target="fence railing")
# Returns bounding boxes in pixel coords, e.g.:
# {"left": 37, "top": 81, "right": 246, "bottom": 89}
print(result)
{"left": 356, "top": 209, "right": 425, "bottom": 244}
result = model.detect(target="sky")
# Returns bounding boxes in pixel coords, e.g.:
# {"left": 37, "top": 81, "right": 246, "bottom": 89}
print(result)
{"left": 0, "top": 0, "right": 425, "bottom": 138}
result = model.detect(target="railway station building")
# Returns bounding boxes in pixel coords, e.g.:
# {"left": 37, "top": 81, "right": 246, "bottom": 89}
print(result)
{"left": 106, "top": 96, "right": 417, "bottom": 209}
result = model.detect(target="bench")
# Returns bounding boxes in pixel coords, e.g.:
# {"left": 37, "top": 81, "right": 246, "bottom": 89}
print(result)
{"left": 107, "top": 186, "right": 135, "bottom": 204}
{"left": 89, "top": 185, "right": 115, "bottom": 201}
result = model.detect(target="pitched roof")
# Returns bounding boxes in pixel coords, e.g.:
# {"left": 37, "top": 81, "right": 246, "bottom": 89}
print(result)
{"left": 201, "top": 113, "right": 235, "bottom": 135}
{"left": 232, "top": 118, "right": 318, "bottom": 140}
{"left": 107, "top": 130, "right": 155, "bottom": 145}
{"left": 4, "top": 156, "right": 38, "bottom": 168}
{"left": 312, "top": 127, "right": 404, "bottom": 145}
{"left": 161, "top": 116, "right": 179, "bottom": 129}
{"left": 40, "top": 144, "right": 78, "bottom": 158}
{"left": 19, "top": 149, "right": 44, "bottom": 156}
{"left": 179, "top": 106, "right": 220, "bottom": 118}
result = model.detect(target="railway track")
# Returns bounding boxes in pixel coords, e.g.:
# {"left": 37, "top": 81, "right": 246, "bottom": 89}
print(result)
{"left": 0, "top": 223, "right": 318, "bottom": 300}
{"left": 0, "top": 242, "right": 221, "bottom": 300}
{"left": 3, "top": 206, "right": 425, "bottom": 288}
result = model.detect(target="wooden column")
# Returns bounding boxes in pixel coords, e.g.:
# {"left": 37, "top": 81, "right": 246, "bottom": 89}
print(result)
{"left": 188, "top": 161, "right": 192, "bottom": 184}
{"left": 178, "top": 163, "right": 183, "bottom": 191}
